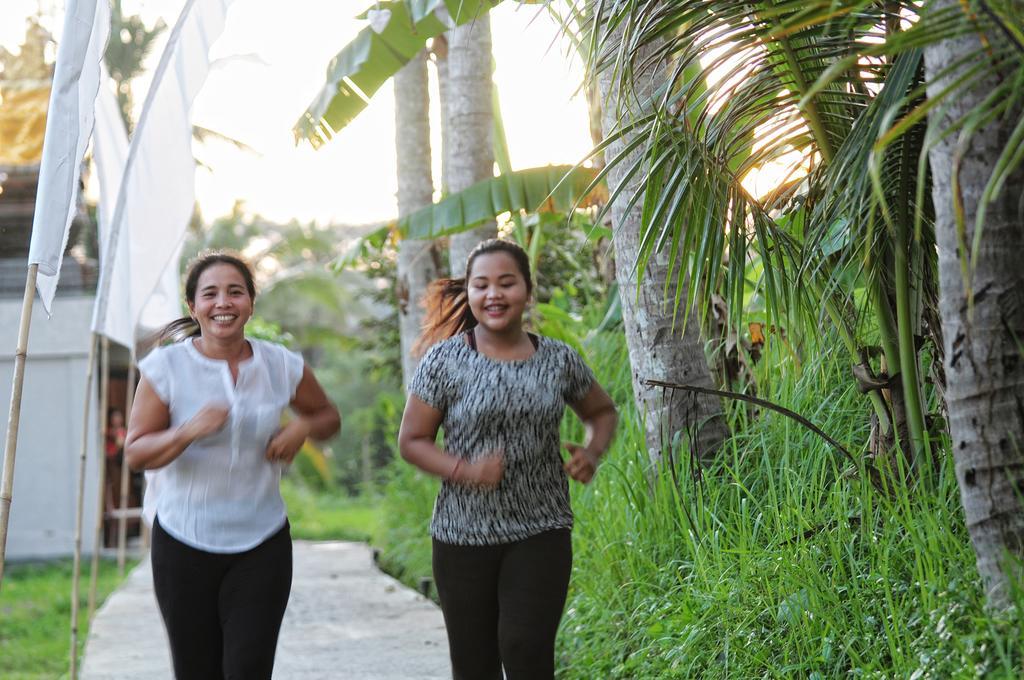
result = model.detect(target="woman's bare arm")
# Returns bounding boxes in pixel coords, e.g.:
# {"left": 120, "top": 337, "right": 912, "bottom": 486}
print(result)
{"left": 398, "top": 394, "right": 503, "bottom": 488}
{"left": 564, "top": 382, "right": 618, "bottom": 483}
{"left": 266, "top": 365, "right": 341, "bottom": 463}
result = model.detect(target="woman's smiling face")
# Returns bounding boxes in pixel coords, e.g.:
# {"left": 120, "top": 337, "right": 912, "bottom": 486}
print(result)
{"left": 466, "top": 251, "right": 529, "bottom": 334}
{"left": 187, "top": 263, "right": 253, "bottom": 341}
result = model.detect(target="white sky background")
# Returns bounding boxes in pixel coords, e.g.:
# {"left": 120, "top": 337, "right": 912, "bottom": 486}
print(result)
{"left": 1, "top": 0, "right": 593, "bottom": 226}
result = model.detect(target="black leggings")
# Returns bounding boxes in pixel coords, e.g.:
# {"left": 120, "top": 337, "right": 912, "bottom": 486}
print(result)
{"left": 151, "top": 517, "right": 292, "bottom": 680}
{"left": 432, "top": 528, "right": 572, "bottom": 680}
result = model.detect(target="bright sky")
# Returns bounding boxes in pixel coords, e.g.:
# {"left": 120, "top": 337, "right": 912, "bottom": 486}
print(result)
{"left": 1, "top": 0, "right": 593, "bottom": 226}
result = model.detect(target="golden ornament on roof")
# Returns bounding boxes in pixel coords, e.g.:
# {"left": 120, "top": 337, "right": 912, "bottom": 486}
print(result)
{"left": 0, "top": 17, "right": 55, "bottom": 166}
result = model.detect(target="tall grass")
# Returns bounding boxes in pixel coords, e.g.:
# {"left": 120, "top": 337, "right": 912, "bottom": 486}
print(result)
{"left": 373, "top": 323, "right": 1022, "bottom": 677}
{"left": 560, "top": 334, "right": 1022, "bottom": 678}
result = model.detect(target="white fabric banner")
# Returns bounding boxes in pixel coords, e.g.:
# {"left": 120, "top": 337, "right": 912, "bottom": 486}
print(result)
{"left": 91, "top": 0, "right": 234, "bottom": 349}
{"left": 28, "top": 0, "right": 110, "bottom": 314}
{"left": 92, "top": 67, "right": 182, "bottom": 350}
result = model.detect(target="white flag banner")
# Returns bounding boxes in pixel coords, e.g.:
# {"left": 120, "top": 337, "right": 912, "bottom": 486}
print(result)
{"left": 28, "top": 0, "right": 110, "bottom": 314}
{"left": 91, "top": 0, "right": 234, "bottom": 347}
{"left": 92, "top": 66, "right": 132, "bottom": 347}
{"left": 92, "top": 67, "right": 181, "bottom": 349}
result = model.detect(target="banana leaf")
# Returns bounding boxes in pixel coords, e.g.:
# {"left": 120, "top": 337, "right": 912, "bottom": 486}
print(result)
{"left": 395, "top": 164, "right": 604, "bottom": 239}
{"left": 296, "top": 0, "right": 548, "bottom": 146}
{"left": 332, "top": 223, "right": 394, "bottom": 271}
{"left": 332, "top": 165, "right": 605, "bottom": 270}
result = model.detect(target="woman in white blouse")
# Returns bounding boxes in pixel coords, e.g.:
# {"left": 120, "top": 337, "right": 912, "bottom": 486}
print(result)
{"left": 125, "top": 252, "right": 340, "bottom": 679}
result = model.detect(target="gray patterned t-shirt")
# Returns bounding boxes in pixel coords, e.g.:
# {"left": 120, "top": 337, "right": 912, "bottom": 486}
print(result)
{"left": 409, "top": 333, "right": 595, "bottom": 545}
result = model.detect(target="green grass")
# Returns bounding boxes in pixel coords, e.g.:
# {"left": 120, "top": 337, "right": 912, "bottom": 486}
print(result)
{"left": 0, "top": 558, "right": 134, "bottom": 679}
{"left": 281, "top": 477, "right": 382, "bottom": 543}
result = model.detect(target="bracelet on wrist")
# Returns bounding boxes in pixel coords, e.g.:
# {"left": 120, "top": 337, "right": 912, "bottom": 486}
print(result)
{"left": 448, "top": 457, "right": 463, "bottom": 482}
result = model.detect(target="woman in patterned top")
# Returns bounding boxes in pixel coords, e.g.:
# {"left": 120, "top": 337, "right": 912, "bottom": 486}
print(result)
{"left": 399, "top": 239, "right": 618, "bottom": 679}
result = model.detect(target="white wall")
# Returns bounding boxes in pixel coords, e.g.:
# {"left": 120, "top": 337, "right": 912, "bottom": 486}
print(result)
{"left": 0, "top": 295, "right": 101, "bottom": 561}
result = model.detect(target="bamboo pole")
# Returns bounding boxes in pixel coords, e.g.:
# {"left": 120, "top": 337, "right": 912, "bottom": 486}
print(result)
{"left": 116, "top": 362, "right": 136, "bottom": 574}
{"left": 86, "top": 336, "right": 111, "bottom": 621}
{"left": 0, "top": 264, "right": 39, "bottom": 591}
{"left": 69, "top": 332, "right": 99, "bottom": 680}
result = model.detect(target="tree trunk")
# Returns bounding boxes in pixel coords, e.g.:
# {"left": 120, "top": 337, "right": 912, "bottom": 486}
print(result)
{"left": 431, "top": 33, "right": 450, "bottom": 195}
{"left": 394, "top": 50, "right": 439, "bottom": 389}
{"left": 925, "top": 1, "right": 1024, "bottom": 610}
{"left": 593, "top": 6, "right": 728, "bottom": 464}
{"left": 445, "top": 13, "right": 497, "bottom": 276}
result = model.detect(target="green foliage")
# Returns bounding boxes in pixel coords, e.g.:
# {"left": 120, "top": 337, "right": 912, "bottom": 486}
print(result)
{"left": 375, "top": 460, "right": 438, "bottom": 590}
{"left": 345, "top": 390, "right": 408, "bottom": 490}
{"left": 244, "top": 316, "right": 294, "bottom": 345}
{"left": 280, "top": 478, "right": 381, "bottom": 542}
{"left": 348, "top": 379, "right": 437, "bottom": 590}
{"left": 0, "top": 559, "right": 134, "bottom": 677}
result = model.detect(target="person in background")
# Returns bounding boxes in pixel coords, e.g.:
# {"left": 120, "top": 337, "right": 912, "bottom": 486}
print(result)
{"left": 105, "top": 408, "right": 127, "bottom": 462}
{"left": 125, "top": 251, "right": 340, "bottom": 679}
{"left": 399, "top": 239, "right": 618, "bottom": 680}
{"left": 103, "top": 408, "right": 127, "bottom": 545}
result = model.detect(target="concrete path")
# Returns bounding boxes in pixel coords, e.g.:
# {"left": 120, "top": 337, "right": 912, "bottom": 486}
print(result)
{"left": 82, "top": 541, "right": 451, "bottom": 679}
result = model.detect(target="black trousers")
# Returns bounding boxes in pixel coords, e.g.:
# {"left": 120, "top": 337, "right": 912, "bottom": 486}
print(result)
{"left": 151, "top": 517, "right": 292, "bottom": 680}
{"left": 432, "top": 528, "right": 573, "bottom": 680}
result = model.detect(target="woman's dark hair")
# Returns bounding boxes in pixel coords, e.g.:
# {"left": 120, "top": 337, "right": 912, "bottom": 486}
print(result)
{"left": 414, "top": 239, "right": 532, "bottom": 355}
{"left": 157, "top": 251, "right": 256, "bottom": 343}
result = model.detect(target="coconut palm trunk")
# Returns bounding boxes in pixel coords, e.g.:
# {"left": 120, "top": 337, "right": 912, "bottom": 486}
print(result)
{"left": 924, "top": 0, "right": 1024, "bottom": 609}
{"left": 593, "top": 6, "right": 728, "bottom": 463}
{"left": 445, "top": 13, "right": 497, "bottom": 275}
{"left": 395, "top": 50, "right": 439, "bottom": 388}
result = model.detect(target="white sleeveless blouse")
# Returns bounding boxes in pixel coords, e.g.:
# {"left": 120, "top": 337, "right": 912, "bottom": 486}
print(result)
{"left": 138, "top": 338, "right": 304, "bottom": 553}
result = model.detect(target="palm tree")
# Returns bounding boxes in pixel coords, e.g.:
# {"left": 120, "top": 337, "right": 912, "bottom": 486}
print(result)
{"left": 923, "top": 0, "right": 1024, "bottom": 610}
{"left": 395, "top": 50, "right": 440, "bottom": 387}
{"left": 445, "top": 12, "right": 498, "bottom": 274}
{"left": 104, "top": 0, "right": 166, "bottom": 134}
{"left": 591, "top": 1, "right": 728, "bottom": 463}
{"left": 578, "top": 0, "right": 1024, "bottom": 610}
{"left": 580, "top": 0, "right": 947, "bottom": 470}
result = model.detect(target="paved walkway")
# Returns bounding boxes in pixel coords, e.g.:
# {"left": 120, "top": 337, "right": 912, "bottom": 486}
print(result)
{"left": 82, "top": 541, "right": 451, "bottom": 679}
